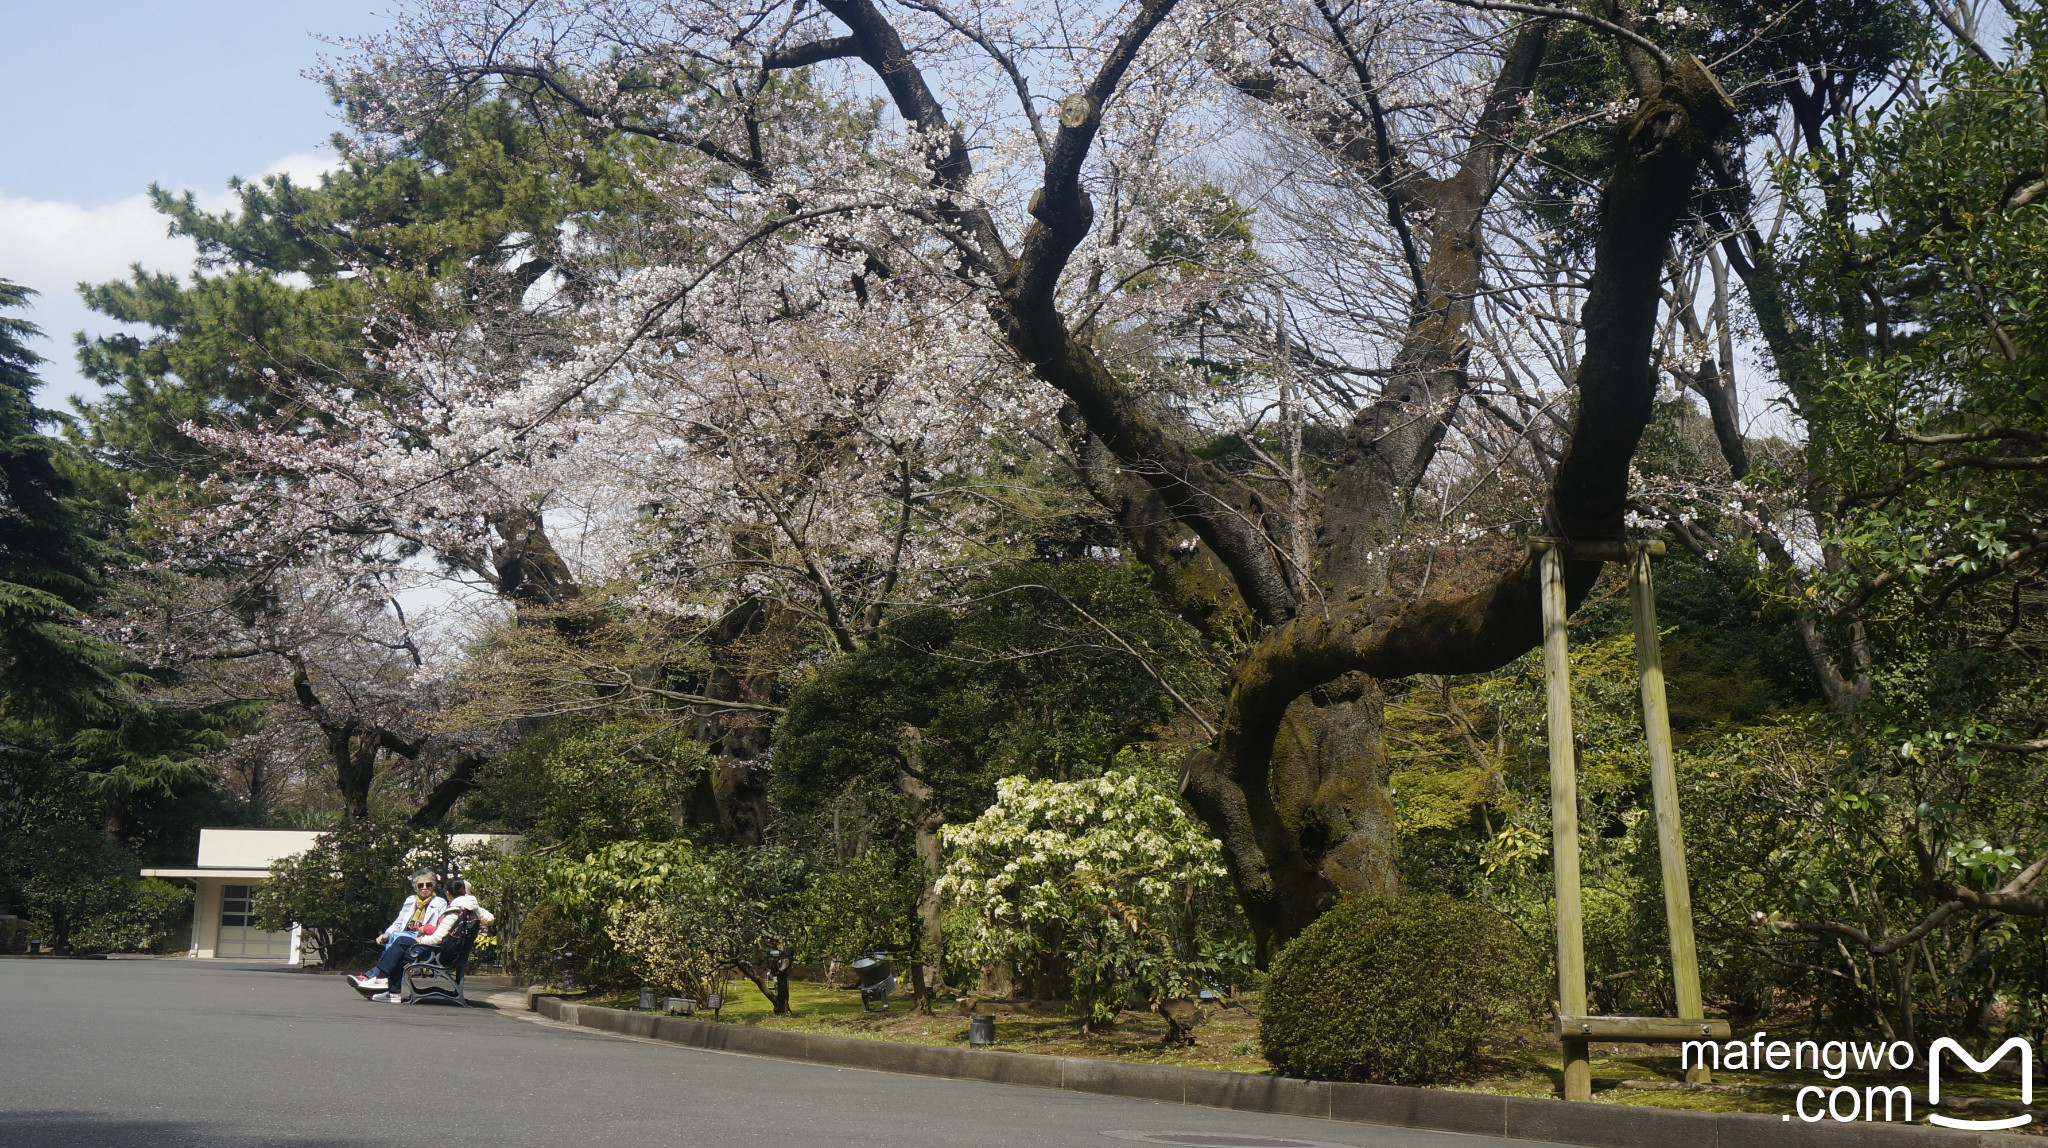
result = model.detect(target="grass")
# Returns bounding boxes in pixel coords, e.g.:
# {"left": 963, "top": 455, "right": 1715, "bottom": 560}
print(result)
{"left": 578, "top": 982, "right": 2040, "bottom": 1130}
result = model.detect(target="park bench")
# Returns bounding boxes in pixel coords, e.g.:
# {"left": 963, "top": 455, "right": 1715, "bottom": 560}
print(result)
{"left": 399, "top": 910, "right": 482, "bottom": 1007}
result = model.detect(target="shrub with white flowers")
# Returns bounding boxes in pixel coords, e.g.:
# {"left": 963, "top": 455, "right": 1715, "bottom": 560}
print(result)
{"left": 937, "top": 765, "right": 1246, "bottom": 1029}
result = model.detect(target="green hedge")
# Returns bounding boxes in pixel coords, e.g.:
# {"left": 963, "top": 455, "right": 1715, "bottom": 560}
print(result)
{"left": 1259, "top": 896, "right": 1542, "bottom": 1084}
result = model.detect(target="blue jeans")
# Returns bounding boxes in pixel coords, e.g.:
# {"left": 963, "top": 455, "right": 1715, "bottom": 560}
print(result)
{"left": 366, "top": 934, "right": 418, "bottom": 979}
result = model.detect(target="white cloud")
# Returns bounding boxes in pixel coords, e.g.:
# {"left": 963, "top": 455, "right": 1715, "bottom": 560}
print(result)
{"left": 0, "top": 148, "right": 338, "bottom": 405}
{"left": 262, "top": 150, "right": 342, "bottom": 186}
{"left": 0, "top": 192, "right": 202, "bottom": 296}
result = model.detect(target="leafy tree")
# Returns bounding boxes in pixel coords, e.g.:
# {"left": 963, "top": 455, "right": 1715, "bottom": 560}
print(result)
{"left": 936, "top": 763, "right": 1249, "bottom": 1029}
{"left": 256, "top": 820, "right": 448, "bottom": 966}
{"left": 1698, "top": 7, "right": 2048, "bottom": 1037}
{"left": 464, "top": 719, "right": 709, "bottom": 856}
{"left": 71, "top": 98, "right": 646, "bottom": 493}
{"left": 0, "top": 282, "right": 243, "bottom": 946}
{"left": 0, "top": 280, "right": 124, "bottom": 727}
{"left": 609, "top": 845, "right": 812, "bottom": 1013}
{"left": 797, "top": 846, "right": 922, "bottom": 969}
{"left": 775, "top": 560, "right": 1211, "bottom": 979}
{"left": 775, "top": 561, "right": 1210, "bottom": 822}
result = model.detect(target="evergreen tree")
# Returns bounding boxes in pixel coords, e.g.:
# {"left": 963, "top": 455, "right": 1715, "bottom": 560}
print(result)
{"left": 69, "top": 99, "right": 651, "bottom": 492}
{"left": 0, "top": 280, "right": 123, "bottom": 727}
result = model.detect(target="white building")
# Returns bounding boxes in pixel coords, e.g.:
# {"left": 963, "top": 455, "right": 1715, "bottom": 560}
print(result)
{"left": 142, "top": 828, "right": 516, "bottom": 962}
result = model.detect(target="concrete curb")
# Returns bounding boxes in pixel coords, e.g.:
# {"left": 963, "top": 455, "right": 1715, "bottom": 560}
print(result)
{"left": 530, "top": 998, "right": 2033, "bottom": 1148}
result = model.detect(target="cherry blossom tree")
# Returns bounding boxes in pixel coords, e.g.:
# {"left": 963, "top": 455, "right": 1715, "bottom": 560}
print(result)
{"left": 303, "top": 0, "right": 1742, "bottom": 956}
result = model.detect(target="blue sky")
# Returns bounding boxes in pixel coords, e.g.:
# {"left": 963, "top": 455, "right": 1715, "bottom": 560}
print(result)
{"left": 0, "top": 1, "right": 388, "bottom": 404}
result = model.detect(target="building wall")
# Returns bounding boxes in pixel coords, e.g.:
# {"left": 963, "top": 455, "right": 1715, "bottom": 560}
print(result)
{"left": 191, "top": 879, "right": 219, "bottom": 958}
{"left": 188, "top": 877, "right": 293, "bottom": 960}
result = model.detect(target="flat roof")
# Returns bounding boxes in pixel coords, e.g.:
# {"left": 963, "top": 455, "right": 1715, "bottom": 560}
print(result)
{"left": 141, "top": 868, "right": 273, "bottom": 879}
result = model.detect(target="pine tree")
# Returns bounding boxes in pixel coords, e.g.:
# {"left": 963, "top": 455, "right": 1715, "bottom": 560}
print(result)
{"left": 0, "top": 280, "right": 122, "bottom": 728}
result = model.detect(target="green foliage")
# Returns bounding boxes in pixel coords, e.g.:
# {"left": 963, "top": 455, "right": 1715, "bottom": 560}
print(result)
{"left": 62, "top": 878, "right": 191, "bottom": 954}
{"left": 937, "top": 759, "right": 1250, "bottom": 1027}
{"left": 466, "top": 720, "right": 707, "bottom": 855}
{"left": 256, "top": 820, "right": 448, "bottom": 966}
{"left": 1258, "top": 896, "right": 1542, "bottom": 1084}
{"left": 6, "top": 814, "right": 154, "bottom": 954}
{"left": 1525, "top": 0, "right": 1910, "bottom": 257}
{"left": 1783, "top": 11, "right": 2048, "bottom": 630}
{"left": 609, "top": 845, "right": 811, "bottom": 1007}
{"left": 774, "top": 561, "right": 1211, "bottom": 825}
{"left": 0, "top": 280, "right": 125, "bottom": 729}
{"left": 797, "top": 847, "right": 922, "bottom": 966}
{"left": 1717, "top": 9, "right": 2048, "bottom": 1039}
{"left": 70, "top": 99, "right": 652, "bottom": 493}
{"left": 0, "top": 282, "right": 243, "bottom": 938}
{"left": 498, "top": 838, "right": 701, "bottom": 987}
{"left": 1682, "top": 717, "right": 2048, "bottom": 1039}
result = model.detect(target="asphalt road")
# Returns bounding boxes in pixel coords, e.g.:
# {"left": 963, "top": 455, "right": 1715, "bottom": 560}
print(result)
{"left": 0, "top": 957, "right": 1571, "bottom": 1148}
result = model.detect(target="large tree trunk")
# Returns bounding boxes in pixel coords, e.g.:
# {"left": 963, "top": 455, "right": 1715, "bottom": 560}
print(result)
{"left": 689, "top": 597, "right": 778, "bottom": 844}
{"left": 1270, "top": 675, "right": 1399, "bottom": 898}
{"left": 895, "top": 725, "right": 948, "bottom": 993}
{"left": 1190, "top": 60, "right": 1736, "bottom": 962}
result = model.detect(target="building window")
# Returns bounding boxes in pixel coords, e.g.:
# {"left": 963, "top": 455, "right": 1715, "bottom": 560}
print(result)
{"left": 220, "top": 885, "right": 255, "bottom": 928}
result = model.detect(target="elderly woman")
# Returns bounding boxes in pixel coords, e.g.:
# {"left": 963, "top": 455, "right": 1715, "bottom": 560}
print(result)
{"left": 367, "top": 878, "right": 496, "bottom": 1002}
{"left": 348, "top": 871, "right": 446, "bottom": 996}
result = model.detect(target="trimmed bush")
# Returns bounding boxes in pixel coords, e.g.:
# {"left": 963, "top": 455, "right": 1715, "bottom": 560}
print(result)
{"left": 1259, "top": 896, "right": 1542, "bottom": 1084}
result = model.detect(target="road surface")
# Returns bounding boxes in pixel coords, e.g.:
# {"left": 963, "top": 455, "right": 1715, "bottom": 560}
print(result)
{"left": 0, "top": 956, "right": 1570, "bottom": 1148}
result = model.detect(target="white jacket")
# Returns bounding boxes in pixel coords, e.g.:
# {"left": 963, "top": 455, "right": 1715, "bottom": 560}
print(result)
{"left": 384, "top": 894, "right": 447, "bottom": 939}
{"left": 415, "top": 895, "right": 494, "bottom": 947}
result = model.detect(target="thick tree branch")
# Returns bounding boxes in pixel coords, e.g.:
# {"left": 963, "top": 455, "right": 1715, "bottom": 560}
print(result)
{"left": 761, "top": 35, "right": 861, "bottom": 70}
{"left": 1187, "top": 57, "right": 1734, "bottom": 956}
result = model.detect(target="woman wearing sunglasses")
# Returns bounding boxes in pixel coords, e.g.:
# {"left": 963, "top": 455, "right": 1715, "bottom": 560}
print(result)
{"left": 348, "top": 871, "right": 447, "bottom": 996}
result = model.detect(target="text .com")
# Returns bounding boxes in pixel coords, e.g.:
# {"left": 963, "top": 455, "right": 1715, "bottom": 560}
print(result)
{"left": 1677, "top": 1035, "right": 2033, "bottom": 1129}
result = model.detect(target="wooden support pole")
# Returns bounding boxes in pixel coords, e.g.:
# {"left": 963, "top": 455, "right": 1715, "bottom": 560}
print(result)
{"left": 1537, "top": 544, "right": 1592, "bottom": 1102}
{"left": 1629, "top": 546, "right": 1711, "bottom": 1083}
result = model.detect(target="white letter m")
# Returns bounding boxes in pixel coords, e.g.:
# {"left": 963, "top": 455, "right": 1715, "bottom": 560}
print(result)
{"left": 1928, "top": 1037, "right": 2033, "bottom": 1130}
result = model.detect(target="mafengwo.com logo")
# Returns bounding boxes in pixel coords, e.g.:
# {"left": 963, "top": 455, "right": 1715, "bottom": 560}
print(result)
{"left": 1677, "top": 1034, "right": 2033, "bottom": 1128}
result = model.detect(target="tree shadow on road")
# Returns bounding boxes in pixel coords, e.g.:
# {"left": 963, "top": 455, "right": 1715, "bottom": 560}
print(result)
{"left": 0, "top": 1110, "right": 380, "bottom": 1147}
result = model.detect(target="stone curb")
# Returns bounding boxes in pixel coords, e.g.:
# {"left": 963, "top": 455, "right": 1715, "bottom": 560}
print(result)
{"left": 530, "top": 997, "right": 2033, "bottom": 1148}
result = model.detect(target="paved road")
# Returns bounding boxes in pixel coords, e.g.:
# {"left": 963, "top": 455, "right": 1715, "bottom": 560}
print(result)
{"left": 0, "top": 957, "right": 1568, "bottom": 1148}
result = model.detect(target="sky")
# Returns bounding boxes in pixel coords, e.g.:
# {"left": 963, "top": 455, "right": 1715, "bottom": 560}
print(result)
{"left": 0, "top": 1, "right": 390, "bottom": 406}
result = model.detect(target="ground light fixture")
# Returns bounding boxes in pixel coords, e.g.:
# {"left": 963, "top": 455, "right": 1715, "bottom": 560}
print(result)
{"left": 968, "top": 1014, "right": 996, "bottom": 1047}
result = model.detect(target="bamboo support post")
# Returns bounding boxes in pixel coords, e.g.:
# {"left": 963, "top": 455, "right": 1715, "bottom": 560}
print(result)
{"left": 1537, "top": 543, "right": 1592, "bottom": 1102}
{"left": 1629, "top": 545, "right": 1710, "bottom": 1083}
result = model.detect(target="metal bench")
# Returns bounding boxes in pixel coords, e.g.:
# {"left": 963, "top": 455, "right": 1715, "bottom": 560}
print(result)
{"left": 399, "top": 911, "right": 482, "bottom": 1007}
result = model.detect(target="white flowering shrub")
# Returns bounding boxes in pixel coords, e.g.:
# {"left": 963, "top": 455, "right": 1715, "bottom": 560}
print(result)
{"left": 937, "top": 765, "right": 1246, "bottom": 1029}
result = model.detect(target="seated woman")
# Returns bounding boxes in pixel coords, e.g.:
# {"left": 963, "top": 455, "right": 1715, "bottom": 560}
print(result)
{"left": 348, "top": 871, "right": 445, "bottom": 995}
{"left": 368, "top": 879, "right": 495, "bottom": 1003}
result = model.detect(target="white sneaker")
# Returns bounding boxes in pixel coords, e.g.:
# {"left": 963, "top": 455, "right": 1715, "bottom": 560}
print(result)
{"left": 371, "top": 992, "right": 400, "bottom": 1002}
{"left": 351, "top": 975, "right": 388, "bottom": 990}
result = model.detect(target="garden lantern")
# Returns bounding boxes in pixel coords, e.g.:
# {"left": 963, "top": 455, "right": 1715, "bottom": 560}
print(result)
{"left": 968, "top": 1014, "right": 995, "bottom": 1047}
{"left": 851, "top": 952, "right": 896, "bottom": 1011}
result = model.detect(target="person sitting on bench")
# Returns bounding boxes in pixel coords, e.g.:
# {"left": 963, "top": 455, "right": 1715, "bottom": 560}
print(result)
{"left": 369, "top": 879, "right": 494, "bottom": 1003}
{"left": 348, "top": 871, "right": 445, "bottom": 995}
